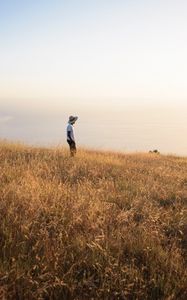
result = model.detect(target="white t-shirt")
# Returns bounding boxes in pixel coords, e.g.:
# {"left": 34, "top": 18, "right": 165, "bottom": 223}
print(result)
{"left": 67, "top": 123, "right": 75, "bottom": 142}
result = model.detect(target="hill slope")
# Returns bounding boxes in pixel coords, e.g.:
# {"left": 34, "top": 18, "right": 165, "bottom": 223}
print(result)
{"left": 0, "top": 141, "right": 187, "bottom": 299}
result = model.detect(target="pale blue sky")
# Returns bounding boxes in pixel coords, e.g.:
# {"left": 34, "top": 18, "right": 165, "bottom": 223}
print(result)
{"left": 1, "top": 0, "right": 187, "bottom": 106}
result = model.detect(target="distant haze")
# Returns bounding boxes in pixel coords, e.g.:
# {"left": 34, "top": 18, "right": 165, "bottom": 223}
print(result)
{"left": 0, "top": 99, "right": 187, "bottom": 156}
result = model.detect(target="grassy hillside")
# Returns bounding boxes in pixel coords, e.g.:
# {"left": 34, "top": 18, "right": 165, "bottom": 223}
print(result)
{"left": 0, "top": 141, "right": 187, "bottom": 300}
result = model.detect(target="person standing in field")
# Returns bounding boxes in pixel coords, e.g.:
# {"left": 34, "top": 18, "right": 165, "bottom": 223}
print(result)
{"left": 67, "top": 115, "right": 78, "bottom": 156}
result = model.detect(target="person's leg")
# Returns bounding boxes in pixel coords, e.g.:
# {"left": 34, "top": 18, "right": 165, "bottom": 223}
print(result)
{"left": 70, "top": 141, "right": 76, "bottom": 156}
{"left": 67, "top": 140, "right": 72, "bottom": 156}
{"left": 67, "top": 140, "right": 76, "bottom": 156}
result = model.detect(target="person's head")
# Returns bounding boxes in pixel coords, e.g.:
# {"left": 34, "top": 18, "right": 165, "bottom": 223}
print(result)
{"left": 69, "top": 115, "right": 78, "bottom": 124}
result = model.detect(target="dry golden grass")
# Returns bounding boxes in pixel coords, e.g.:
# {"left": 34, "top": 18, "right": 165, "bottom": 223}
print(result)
{"left": 0, "top": 140, "right": 187, "bottom": 299}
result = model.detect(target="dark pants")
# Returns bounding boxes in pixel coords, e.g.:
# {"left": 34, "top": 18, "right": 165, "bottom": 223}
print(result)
{"left": 67, "top": 140, "right": 76, "bottom": 156}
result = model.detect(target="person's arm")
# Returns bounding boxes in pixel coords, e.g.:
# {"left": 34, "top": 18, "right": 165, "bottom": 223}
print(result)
{"left": 67, "top": 131, "right": 73, "bottom": 142}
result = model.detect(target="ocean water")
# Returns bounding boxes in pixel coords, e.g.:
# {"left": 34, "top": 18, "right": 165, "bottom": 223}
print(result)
{"left": 0, "top": 103, "right": 187, "bottom": 156}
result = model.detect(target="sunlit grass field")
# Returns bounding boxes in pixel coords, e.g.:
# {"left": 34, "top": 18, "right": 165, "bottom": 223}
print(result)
{"left": 0, "top": 141, "right": 187, "bottom": 299}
